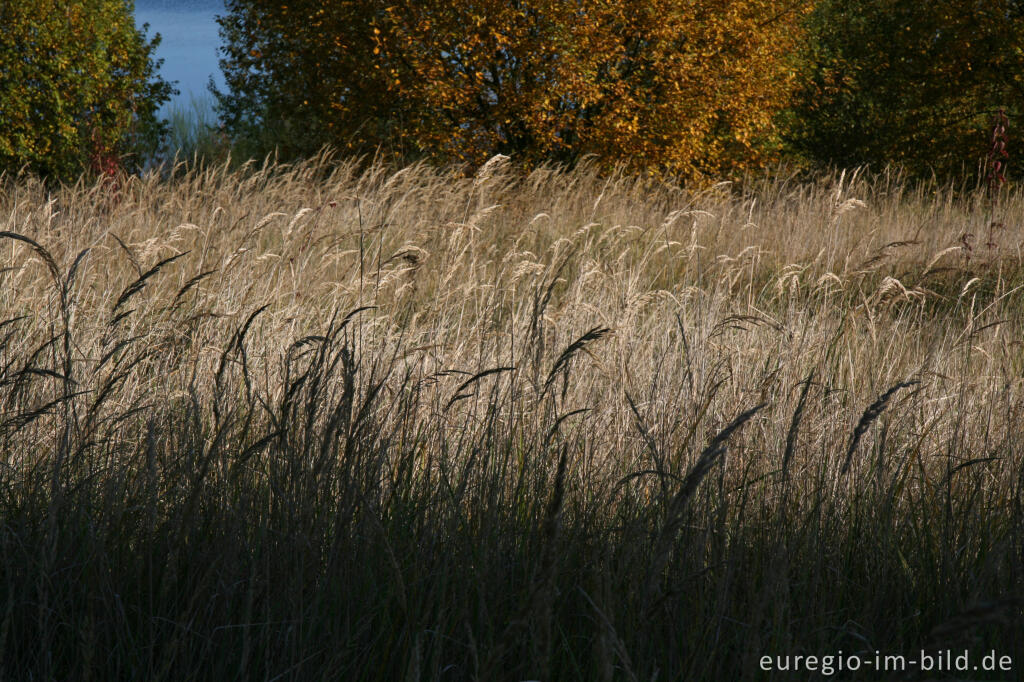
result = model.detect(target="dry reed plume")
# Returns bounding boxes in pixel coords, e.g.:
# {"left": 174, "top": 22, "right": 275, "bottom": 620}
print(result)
{"left": 1, "top": 156, "right": 1022, "bottom": 680}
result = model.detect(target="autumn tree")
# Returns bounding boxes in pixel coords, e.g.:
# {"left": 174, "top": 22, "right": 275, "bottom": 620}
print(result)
{"left": 217, "top": 0, "right": 811, "bottom": 179}
{"left": 0, "top": 0, "right": 173, "bottom": 181}
{"left": 785, "top": 0, "right": 1024, "bottom": 178}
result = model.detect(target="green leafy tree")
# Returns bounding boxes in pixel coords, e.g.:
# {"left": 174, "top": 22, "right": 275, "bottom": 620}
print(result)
{"left": 786, "top": 0, "right": 1024, "bottom": 178}
{"left": 215, "top": 0, "right": 399, "bottom": 161}
{"left": 216, "top": 0, "right": 811, "bottom": 179}
{"left": 0, "top": 0, "right": 174, "bottom": 181}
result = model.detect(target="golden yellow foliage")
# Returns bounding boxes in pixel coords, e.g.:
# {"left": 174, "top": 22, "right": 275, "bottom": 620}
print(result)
{"left": 218, "top": 1, "right": 811, "bottom": 179}
{"left": 378, "top": 1, "right": 811, "bottom": 178}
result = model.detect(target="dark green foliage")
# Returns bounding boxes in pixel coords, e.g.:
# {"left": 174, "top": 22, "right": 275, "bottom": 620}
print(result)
{"left": 785, "top": 0, "right": 1024, "bottom": 179}
{"left": 213, "top": 0, "right": 400, "bottom": 162}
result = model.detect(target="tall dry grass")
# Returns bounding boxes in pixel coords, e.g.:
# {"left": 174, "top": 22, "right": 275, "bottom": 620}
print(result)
{"left": 1, "top": 156, "right": 1022, "bottom": 680}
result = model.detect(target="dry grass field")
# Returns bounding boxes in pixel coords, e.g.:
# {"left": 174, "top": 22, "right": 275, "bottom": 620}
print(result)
{"left": 2, "top": 155, "right": 1023, "bottom": 680}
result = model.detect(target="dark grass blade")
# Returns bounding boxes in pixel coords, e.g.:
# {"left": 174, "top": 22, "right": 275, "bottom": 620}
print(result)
{"left": 671, "top": 402, "right": 767, "bottom": 512}
{"left": 445, "top": 366, "right": 514, "bottom": 410}
{"left": 64, "top": 248, "right": 90, "bottom": 292}
{"left": 112, "top": 251, "right": 190, "bottom": 316}
{"left": 0, "top": 231, "right": 61, "bottom": 288}
{"left": 173, "top": 269, "right": 217, "bottom": 303}
{"left": 110, "top": 233, "right": 142, "bottom": 276}
{"left": 625, "top": 391, "right": 668, "bottom": 500}
{"left": 543, "top": 326, "right": 610, "bottom": 396}
{"left": 544, "top": 407, "right": 590, "bottom": 448}
{"left": 782, "top": 371, "right": 815, "bottom": 480}
{"left": 840, "top": 380, "right": 919, "bottom": 475}
{"left": 643, "top": 402, "right": 766, "bottom": 615}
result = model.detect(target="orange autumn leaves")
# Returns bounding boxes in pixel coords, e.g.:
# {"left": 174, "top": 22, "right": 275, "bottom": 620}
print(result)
{"left": 218, "top": 0, "right": 811, "bottom": 180}
{"left": 375, "top": 1, "right": 811, "bottom": 178}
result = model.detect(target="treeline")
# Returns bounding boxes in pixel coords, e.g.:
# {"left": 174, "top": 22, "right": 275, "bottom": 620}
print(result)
{"left": 215, "top": 0, "right": 811, "bottom": 179}
{"left": 2, "top": 0, "right": 1022, "bottom": 182}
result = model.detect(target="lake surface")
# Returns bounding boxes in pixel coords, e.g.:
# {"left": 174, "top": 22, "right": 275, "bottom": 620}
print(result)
{"left": 134, "top": 0, "right": 225, "bottom": 112}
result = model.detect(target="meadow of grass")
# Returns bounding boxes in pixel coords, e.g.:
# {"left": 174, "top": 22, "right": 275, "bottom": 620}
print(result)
{"left": 1, "top": 156, "right": 1023, "bottom": 680}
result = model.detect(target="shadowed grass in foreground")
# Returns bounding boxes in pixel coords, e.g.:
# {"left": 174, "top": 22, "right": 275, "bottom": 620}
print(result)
{"left": 0, "top": 158, "right": 1022, "bottom": 680}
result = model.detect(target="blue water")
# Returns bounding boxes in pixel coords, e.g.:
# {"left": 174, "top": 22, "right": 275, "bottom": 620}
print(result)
{"left": 134, "top": 0, "right": 225, "bottom": 112}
